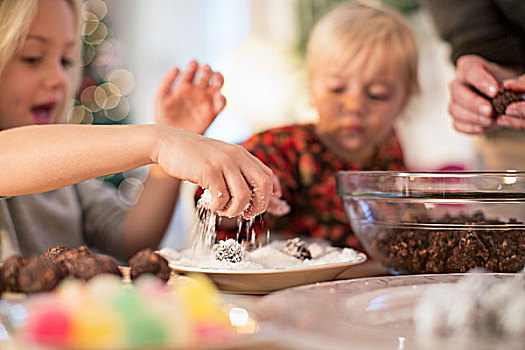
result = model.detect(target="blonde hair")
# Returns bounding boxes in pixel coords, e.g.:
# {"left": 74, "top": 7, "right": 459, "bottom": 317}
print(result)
{"left": 306, "top": 1, "right": 419, "bottom": 103}
{"left": 0, "top": 0, "right": 83, "bottom": 123}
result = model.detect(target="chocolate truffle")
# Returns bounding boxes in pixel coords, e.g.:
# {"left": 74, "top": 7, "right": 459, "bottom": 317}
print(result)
{"left": 281, "top": 237, "right": 312, "bottom": 260}
{"left": 213, "top": 239, "right": 246, "bottom": 263}
{"left": 41, "top": 245, "right": 71, "bottom": 261}
{"left": 129, "top": 248, "right": 171, "bottom": 282}
{"left": 17, "top": 256, "right": 66, "bottom": 293}
{"left": 63, "top": 253, "right": 122, "bottom": 281}
{"left": 0, "top": 255, "right": 28, "bottom": 292}
{"left": 492, "top": 90, "right": 523, "bottom": 116}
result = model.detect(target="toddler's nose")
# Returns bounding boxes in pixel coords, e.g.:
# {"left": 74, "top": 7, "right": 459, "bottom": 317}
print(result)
{"left": 340, "top": 91, "right": 364, "bottom": 113}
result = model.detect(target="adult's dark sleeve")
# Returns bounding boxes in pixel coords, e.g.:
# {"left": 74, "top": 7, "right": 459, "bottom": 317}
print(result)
{"left": 422, "top": 0, "right": 525, "bottom": 70}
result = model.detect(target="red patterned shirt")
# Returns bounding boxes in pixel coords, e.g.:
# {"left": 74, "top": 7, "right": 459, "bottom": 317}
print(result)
{"left": 198, "top": 123, "right": 406, "bottom": 250}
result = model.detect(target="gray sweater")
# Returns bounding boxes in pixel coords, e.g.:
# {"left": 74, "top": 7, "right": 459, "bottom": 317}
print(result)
{"left": 0, "top": 179, "right": 129, "bottom": 261}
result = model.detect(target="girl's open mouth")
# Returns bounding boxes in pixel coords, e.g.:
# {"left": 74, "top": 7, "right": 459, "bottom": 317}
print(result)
{"left": 31, "top": 102, "right": 57, "bottom": 124}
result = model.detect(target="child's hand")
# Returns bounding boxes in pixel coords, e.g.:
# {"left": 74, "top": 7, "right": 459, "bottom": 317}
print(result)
{"left": 266, "top": 175, "right": 290, "bottom": 216}
{"left": 497, "top": 76, "right": 525, "bottom": 129}
{"left": 155, "top": 60, "right": 226, "bottom": 135}
{"left": 154, "top": 126, "right": 273, "bottom": 218}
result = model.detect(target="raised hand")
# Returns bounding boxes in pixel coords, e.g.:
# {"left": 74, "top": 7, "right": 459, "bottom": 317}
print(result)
{"left": 155, "top": 60, "right": 226, "bottom": 135}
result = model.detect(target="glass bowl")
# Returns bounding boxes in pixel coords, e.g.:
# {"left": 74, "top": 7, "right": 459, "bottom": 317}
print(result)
{"left": 336, "top": 171, "right": 525, "bottom": 274}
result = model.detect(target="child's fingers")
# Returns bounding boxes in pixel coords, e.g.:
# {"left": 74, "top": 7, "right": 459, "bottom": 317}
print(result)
{"left": 213, "top": 94, "right": 226, "bottom": 114}
{"left": 158, "top": 67, "right": 180, "bottom": 97}
{"left": 244, "top": 151, "right": 274, "bottom": 180}
{"left": 217, "top": 169, "right": 252, "bottom": 218}
{"left": 209, "top": 72, "right": 224, "bottom": 92}
{"left": 272, "top": 174, "right": 282, "bottom": 197}
{"left": 182, "top": 60, "right": 199, "bottom": 84}
{"left": 241, "top": 164, "right": 273, "bottom": 219}
{"left": 205, "top": 176, "right": 231, "bottom": 213}
{"left": 197, "top": 65, "right": 212, "bottom": 88}
{"left": 266, "top": 197, "right": 290, "bottom": 217}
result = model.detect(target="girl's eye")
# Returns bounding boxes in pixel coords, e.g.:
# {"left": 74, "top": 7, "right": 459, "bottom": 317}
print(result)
{"left": 61, "top": 58, "right": 74, "bottom": 68}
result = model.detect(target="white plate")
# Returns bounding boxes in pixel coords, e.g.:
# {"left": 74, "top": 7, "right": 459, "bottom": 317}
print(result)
{"left": 166, "top": 259, "right": 366, "bottom": 294}
{"left": 163, "top": 251, "right": 367, "bottom": 294}
{"left": 255, "top": 273, "right": 522, "bottom": 350}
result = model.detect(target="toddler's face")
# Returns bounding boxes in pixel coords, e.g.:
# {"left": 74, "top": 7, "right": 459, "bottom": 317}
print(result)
{"left": 311, "top": 53, "right": 407, "bottom": 160}
{"left": 0, "top": 0, "right": 76, "bottom": 130}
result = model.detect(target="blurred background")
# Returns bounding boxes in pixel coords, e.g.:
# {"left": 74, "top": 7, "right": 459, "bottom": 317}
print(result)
{"left": 76, "top": 0, "right": 476, "bottom": 249}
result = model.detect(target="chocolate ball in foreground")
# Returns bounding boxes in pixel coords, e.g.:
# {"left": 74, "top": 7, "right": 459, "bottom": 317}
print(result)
{"left": 0, "top": 255, "right": 28, "bottom": 292}
{"left": 129, "top": 248, "right": 171, "bottom": 282}
{"left": 17, "top": 256, "right": 66, "bottom": 293}
{"left": 63, "top": 253, "right": 122, "bottom": 281}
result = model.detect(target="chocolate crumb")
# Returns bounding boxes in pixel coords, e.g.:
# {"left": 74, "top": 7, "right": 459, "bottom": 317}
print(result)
{"left": 370, "top": 211, "right": 525, "bottom": 274}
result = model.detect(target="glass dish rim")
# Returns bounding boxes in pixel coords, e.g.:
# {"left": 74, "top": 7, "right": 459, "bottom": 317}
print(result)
{"left": 336, "top": 170, "right": 525, "bottom": 199}
{"left": 336, "top": 170, "right": 525, "bottom": 178}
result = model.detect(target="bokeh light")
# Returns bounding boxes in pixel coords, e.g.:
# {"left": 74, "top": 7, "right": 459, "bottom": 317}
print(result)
{"left": 70, "top": 104, "right": 94, "bottom": 125}
{"left": 118, "top": 177, "right": 145, "bottom": 206}
{"left": 94, "top": 83, "right": 121, "bottom": 110}
{"left": 69, "top": 0, "right": 138, "bottom": 192}
{"left": 73, "top": 0, "right": 134, "bottom": 127}
{"left": 107, "top": 69, "right": 136, "bottom": 96}
{"left": 83, "top": 0, "right": 108, "bottom": 20}
{"left": 104, "top": 97, "right": 130, "bottom": 122}
{"left": 93, "top": 40, "right": 115, "bottom": 67}
{"left": 80, "top": 85, "right": 102, "bottom": 112}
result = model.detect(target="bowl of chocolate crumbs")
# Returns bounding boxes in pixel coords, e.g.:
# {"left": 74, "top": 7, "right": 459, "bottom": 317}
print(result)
{"left": 336, "top": 171, "right": 525, "bottom": 274}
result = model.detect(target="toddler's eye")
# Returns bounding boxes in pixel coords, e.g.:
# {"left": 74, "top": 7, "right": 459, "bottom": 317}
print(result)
{"left": 368, "top": 91, "right": 390, "bottom": 100}
{"left": 329, "top": 86, "right": 345, "bottom": 94}
{"left": 21, "top": 56, "right": 42, "bottom": 65}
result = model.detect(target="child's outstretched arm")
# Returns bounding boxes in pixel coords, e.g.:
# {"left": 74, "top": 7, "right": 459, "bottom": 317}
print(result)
{"left": 0, "top": 123, "right": 272, "bottom": 218}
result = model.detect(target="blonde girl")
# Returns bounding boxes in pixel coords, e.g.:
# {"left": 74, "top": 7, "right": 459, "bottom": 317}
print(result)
{"left": 0, "top": 0, "right": 273, "bottom": 260}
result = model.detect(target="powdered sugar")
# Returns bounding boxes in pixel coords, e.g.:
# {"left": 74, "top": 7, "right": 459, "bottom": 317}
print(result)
{"left": 159, "top": 239, "right": 365, "bottom": 271}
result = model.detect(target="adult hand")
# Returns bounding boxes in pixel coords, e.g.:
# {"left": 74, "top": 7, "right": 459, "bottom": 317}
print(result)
{"left": 497, "top": 76, "right": 525, "bottom": 129}
{"left": 448, "top": 55, "right": 516, "bottom": 134}
{"left": 154, "top": 125, "right": 273, "bottom": 218}
{"left": 155, "top": 60, "right": 226, "bottom": 135}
